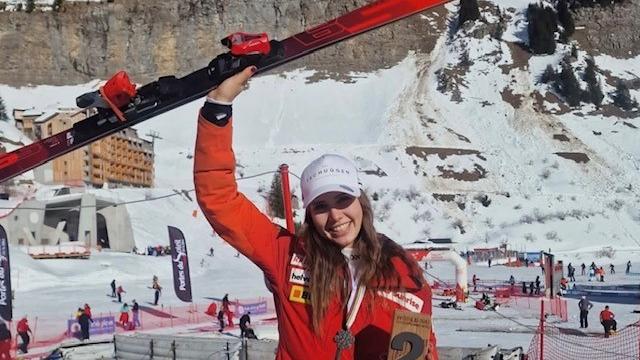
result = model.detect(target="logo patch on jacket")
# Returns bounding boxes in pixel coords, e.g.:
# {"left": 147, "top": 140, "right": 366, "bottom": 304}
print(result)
{"left": 290, "top": 253, "right": 304, "bottom": 267}
{"left": 289, "top": 285, "right": 311, "bottom": 304}
{"left": 378, "top": 291, "right": 424, "bottom": 313}
{"left": 289, "top": 268, "right": 310, "bottom": 285}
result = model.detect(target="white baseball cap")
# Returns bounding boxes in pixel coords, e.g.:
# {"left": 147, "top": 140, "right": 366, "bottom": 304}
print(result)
{"left": 300, "top": 154, "right": 361, "bottom": 208}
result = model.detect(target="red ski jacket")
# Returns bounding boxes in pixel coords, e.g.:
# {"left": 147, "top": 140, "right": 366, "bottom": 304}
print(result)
{"left": 17, "top": 319, "right": 30, "bottom": 334}
{"left": 600, "top": 309, "right": 614, "bottom": 321}
{"left": 194, "top": 115, "right": 438, "bottom": 359}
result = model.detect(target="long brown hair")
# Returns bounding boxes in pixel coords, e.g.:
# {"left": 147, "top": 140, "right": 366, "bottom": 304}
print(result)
{"left": 299, "top": 191, "right": 425, "bottom": 334}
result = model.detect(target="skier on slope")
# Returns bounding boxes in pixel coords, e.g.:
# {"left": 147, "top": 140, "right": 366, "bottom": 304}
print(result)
{"left": 194, "top": 67, "right": 438, "bottom": 359}
{"left": 110, "top": 279, "right": 116, "bottom": 297}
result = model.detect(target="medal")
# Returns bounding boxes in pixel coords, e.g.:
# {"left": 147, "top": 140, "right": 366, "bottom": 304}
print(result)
{"left": 334, "top": 328, "right": 354, "bottom": 359}
{"left": 334, "top": 328, "right": 354, "bottom": 350}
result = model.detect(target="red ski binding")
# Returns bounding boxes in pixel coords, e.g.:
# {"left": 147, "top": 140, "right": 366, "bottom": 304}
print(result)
{"left": 99, "top": 71, "right": 137, "bottom": 121}
{"left": 221, "top": 32, "right": 271, "bottom": 56}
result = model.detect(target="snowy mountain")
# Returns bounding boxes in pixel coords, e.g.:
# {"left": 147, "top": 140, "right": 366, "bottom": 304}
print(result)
{"left": 3, "top": 0, "right": 638, "bottom": 257}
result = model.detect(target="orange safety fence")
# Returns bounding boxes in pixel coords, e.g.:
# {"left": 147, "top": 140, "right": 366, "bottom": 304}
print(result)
{"left": 528, "top": 319, "right": 640, "bottom": 359}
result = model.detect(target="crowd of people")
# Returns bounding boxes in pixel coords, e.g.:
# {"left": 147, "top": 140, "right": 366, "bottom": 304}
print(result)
{"left": 131, "top": 245, "right": 172, "bottom": 256}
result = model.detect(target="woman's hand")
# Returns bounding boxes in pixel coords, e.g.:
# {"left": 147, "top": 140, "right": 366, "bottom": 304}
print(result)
{"left": 207, "top": 66, "right": 257, "bottom": 103}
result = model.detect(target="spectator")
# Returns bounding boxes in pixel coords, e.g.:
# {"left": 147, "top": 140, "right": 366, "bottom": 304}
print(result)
{"left": 578, "top": 295, "right": 593, "bottom": 328}
{"left": 535, "top": 276, "right": 541, "bottom": 295}
{"left": 119, "top": 303, "right": 130, "bottom": 328}
{"left": 132, "top": 300, "right": 141, "bottom": 328}
{"left": 222, "top": 294, "right": 234, "bottom": 326}
{"left": 559, "top": 277, "right": 568, "bottom": 293}
{"left": 529, "top": 281, "right": 534, "bottom": 296}
{"left": 598, "top": 267, "right": 605, "bottom": 282}
{"left": 209, "top": 247, "right": 214, "bottom": 257}
{"left": 472, "top": 274, "right": 478, "bottom": 292}
{"left": 110, "top": 279, "right": 116, "bottom": 298}
{"left": 588, "top": 267, "right": 596, "bottom": 282}
{"left": 0, "top": 322, "right": 11, "bottom": 359}
{"left": 567, "top": 263, "right": 576, "bottom": 282}
{"left": 522, "top": 281, "right": 527, "bottom": 295}
{"left": 17, "top": 316, "right": 32, "bottom": 354}
{"left": 239, "top": 312, "right": 251, "bottom": 338}
{"left": 599, "top": 305, "right": 617, "bottom": 338}
{"left": 580, "top": 263, "right": 586, "bottom": 276}
{"left": 488, "top": 258, "right": 492, "bottom": 268}
{"left": 84, "top": 303, "right": 92, "bottom": 320}
{"left": 524, "top": 258, "right": 530, "bottom": 267}
{"left": 77, "top": 308, "right": 93, "bottom": 340}
{"left": 217, "top": 310, "right": 225, "bottom": 332}
{"left": 509, "top": 275, "right": 515, "bottom": 287}
{"left": 626, "top": 260, "right": 631, "bottom": 274}
{"left": 152, "top": 276, "right": 162, "bottom": 306}
{"left": 116, "top": 285, "right": 126, "bottom": 303}
{"left": 609, "top": 264, "right": 615, "bottom": 274}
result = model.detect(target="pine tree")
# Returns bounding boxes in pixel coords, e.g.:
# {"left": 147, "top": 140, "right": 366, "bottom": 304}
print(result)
{"left": 555, "top": 62, "right": 582, "bottom": 106}
{"left": 25, "top": 0, "right": 35, "bottom": 13}
{"left": 583, "top": 57, "right": 603, "bottom": 107}
{"left": 613, "top": 81, "right": 638, "bottom": 110}
{"left": 267, "top": 173, "right": 285, "bottom": 219}
{"left": 540, "top": 64, "right": 557, "bottom": 84}
{"left": 0, "top": 97, "right": 8, "bottom": 122}
{"left": 583, "top": 57, "right": 597, "bottom": 85}
{"left": 458, "top": 0, "right": 481, "bottom": 28}
{"left": 556, "top": 0, "right": 575, "bottom": 41}
{"left": 527, "top": 3, "right": 558, "bottom": 55}
{"left": 588, "top": 79, "right": 604, "bottom": 108}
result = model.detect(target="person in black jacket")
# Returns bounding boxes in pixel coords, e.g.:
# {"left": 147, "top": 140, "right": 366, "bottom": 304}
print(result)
{"left": 239, "top": 312, "right": 251, "bottom": 338}
{"left": 217, "top": 310, "right": 225, "bottom": 333}
{"left": 132, "top": 300, "right": 141, "bottom": 328}
{"left": 578, "top": 295, "right": 593, "bottom": 328}
{"left": 110, "top": 279, "right": 116, "bottom": 297}
{"left": 77, "top": 308, "right": 93, "bottom": 340}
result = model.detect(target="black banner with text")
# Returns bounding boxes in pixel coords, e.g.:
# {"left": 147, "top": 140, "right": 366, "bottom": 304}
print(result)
{"left": 168, "top": 226, "right": 192, "bottom": 303}
{"left": 0, "top": 226, "right": 12, "bottom": 321}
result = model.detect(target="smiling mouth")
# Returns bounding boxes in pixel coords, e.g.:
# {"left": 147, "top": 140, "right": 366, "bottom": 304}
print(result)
{"left": 328, "top": 222, "right": 350, "bottom": 233}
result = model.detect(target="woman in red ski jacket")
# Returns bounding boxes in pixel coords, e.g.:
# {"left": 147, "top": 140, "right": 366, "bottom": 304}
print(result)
{"left": 194, "top": 67, "right": 437, "bottom": 359}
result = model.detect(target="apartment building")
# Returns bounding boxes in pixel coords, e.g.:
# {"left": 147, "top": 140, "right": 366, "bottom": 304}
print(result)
{"left": 13, "top": 108, "right": 154, "bottom": 187}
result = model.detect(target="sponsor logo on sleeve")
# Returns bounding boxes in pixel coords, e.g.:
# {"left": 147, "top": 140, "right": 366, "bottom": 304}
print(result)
{"left": 378, "top": 291, "right": 424, "bottom": 313}
{"left": 289, "top": 285, "right": 311, "bottom": 304}
{"left": 289, "top": 268, "right": 310, "bottom": 285}
{"left": 290, "top": 253, "right": 304, "bottom": 267}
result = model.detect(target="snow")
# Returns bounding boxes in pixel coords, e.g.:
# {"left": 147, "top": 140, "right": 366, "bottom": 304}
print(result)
{"left": 0, "top": 0, "right": 639, "bottom": 357}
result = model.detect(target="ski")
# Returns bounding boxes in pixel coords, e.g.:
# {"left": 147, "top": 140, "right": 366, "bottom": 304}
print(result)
{"left": 0, "top": 0, "right": 449, "bottom": 183}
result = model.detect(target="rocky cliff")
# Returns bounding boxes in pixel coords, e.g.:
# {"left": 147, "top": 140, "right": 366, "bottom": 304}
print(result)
{"left": 0, "top": 0, "right": 447, "bottom": 86}
{"left": 572, "top": 0, "right": 640, "bottom": 58}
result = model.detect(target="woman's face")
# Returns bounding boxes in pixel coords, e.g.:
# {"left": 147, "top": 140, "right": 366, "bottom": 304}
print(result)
{"left": 308, "top": 191, "right": 363, "bottom": 248}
